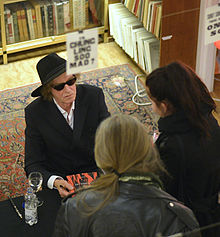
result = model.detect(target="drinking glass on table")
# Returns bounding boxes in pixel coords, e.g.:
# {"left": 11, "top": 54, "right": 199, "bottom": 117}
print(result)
{"left": 28, "top": 172, "right": 44, "bottom": 206}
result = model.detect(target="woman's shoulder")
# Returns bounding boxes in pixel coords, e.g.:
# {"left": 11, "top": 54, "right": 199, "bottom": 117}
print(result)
{"left": 117, "top": 184, "right": 199, "bottom": 234}
{"left": 123, "top": 184, "right": 199, "bottom": 229}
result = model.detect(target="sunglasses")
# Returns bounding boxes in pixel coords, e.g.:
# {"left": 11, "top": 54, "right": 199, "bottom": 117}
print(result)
{"left": 52, "top": 78, "right": 76, "bottom": 91}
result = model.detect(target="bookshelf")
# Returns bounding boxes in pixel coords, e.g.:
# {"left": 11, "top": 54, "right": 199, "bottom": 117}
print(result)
{"left": 109, "top": 0, "right": 201, "bottom": 72}
{"left": 0, "top": 0, "right": 109, "bottom": 64}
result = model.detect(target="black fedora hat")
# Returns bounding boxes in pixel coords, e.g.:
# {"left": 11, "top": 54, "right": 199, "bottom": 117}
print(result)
{"left": 31, "top": 53, "right": 66, "bottom": 97}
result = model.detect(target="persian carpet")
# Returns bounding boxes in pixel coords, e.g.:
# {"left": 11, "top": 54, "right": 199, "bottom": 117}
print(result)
{"left": 0, "top": 64, "right": 158, "bottom": 201}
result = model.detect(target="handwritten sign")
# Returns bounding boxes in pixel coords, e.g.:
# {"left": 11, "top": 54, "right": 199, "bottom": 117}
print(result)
{"left": 205, "top": 2, "right": 220, "bottom": 45}
{"left": 66, "top": 28, "right": 98, "bottom": 74}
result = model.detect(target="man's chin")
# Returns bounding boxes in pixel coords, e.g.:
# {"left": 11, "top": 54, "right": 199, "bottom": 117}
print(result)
{"left": 63, "top": 96, "right": 75, "bottom": 103}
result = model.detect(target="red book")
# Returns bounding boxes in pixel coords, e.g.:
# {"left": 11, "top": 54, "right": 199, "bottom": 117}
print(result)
{"left": 5, "top": 7, "right": 14, "bottom": 44}
{"left": 66, "top": 171, "right": 98, "bottom": 194}
{"left": 134, "top": 0, "right": 140, "bottom": 15}
{"left": 150, "top": 2, "right": 161, "bottom": 34}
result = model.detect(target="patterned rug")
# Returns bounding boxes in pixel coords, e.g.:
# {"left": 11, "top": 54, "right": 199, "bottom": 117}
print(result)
{"left": 0, "top": 64, "right": 158, "bottom": 201}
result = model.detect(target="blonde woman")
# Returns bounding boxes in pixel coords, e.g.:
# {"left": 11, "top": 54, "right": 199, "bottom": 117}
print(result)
{"left": 54, "top": 114, "right": 199, "bottom": 237}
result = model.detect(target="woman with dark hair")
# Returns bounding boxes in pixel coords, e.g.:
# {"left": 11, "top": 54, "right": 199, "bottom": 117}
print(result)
{"left": 54, "top": 114, "right": 200, "bottom": 237}
{"left": 145, "top": 61, "right": 220, "bottom": 236}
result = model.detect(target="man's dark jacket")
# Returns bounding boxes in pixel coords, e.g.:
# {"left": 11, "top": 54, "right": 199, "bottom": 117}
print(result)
{"left": 24, "top": 84, "right": 110, "bottom": 186}
{"left": 53, "top": 182, "right": 200, "bottom": 237}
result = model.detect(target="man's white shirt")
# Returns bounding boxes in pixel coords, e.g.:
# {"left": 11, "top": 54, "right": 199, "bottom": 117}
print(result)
{"left": 47, "top": 98, "right": 75, "bottom": 189}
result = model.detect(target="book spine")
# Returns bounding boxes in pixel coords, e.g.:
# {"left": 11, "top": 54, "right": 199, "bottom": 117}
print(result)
{"left": 142, "top": 0, "right": 149, "bottom": 28}
{"left": 139, "top": 0, "right": 145, "bottom": 22}
{"left": 131, "top": 0, "right": 136, "bottom": 12}
{"left": 133, "top": 0, "right": 140, "bottom": 16}
{"left": 146, "top": 3, "right": 153, "bottom": 31}
{"left": 21, "top": 8, "right": 29, "bottom": 41}
{"left": 4, "top": 9, "right": 10, "bottom": 44}
{"left": 155, "top": 4, "right": 162, "bottom": 38}
{"left": 26, "top": 5, "right": 35, "bottom": 40}
{"left": 10, "top": 9, "right": 15, "bottom": 44}
{"left": 5, "top": 7, "right": 15, "bottom": 44}
{"left": 44, "top": 4, "right": 49, "bottom": 37}
{"left": 72, "top": 0, "right": 78, "bottom": 29}
{"left": 137, "top": 0, "right": 143, "bottom": 21}
{"left": 57, "top": 1, "right": 64, "bottom": 34}
{"left": 63, "top": 0, "right": 70, "bottom": 32}
{"left": 31, "top": 8, "right": 38, "bottom": 39}
{"left": 0, "top": 27, "right": 1, "bottom": 46}
{"left": 33, "top": 0, "right": 43, "bottom": 38}
{"left": 12, "top": 8, "right": 20, "bottom": 43}
{"left": 53, "top": 1, "right": 57, "bottom": 35}
{"left": 40, "top": 4, "right": 46, "bottom": 37}
{"left": 73, "top": 0, "right": 86, "bottom": 28}
{"left": 16, "top": 9, "right": 25, "bottom": 42}
{"left": 47, "top": 3, "right": 54, "bottom": 36}
{"left": 88, "top": 0, "right": 98, "bottom": 24}
{"left": 85, "top": 0, "right": 89, "bottom": 26}
{"left": 150, "top": 4, "right": 157, "bottom": 33}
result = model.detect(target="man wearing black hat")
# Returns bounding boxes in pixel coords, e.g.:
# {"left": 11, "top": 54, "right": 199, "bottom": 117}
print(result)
{"left": 24, "top": 53, "right": 110, "bottom": 197}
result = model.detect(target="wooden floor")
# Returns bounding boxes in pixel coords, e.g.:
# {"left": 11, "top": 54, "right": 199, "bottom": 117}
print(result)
{"left": 0, "top": 42, "right": 143, "bottom": 91}
{"left": 0, "top": 41, "right": 219, "bottom": 123}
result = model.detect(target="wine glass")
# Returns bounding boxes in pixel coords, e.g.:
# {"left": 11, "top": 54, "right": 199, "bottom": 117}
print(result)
{"left": 28, "top": 172, "right": 44, "bottom": 206}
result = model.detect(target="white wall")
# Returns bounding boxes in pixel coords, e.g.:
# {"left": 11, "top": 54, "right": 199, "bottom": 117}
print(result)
{"left": 196, "top": 0, "right": 217, "bottom": 92}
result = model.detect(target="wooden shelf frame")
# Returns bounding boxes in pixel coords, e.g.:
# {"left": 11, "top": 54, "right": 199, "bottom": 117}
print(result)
{"left": 3, "top": 0, "right": 26, "bottom": 4}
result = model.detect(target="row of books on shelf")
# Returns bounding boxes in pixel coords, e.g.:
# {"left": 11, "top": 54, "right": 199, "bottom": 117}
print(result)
{"left": 123, "top": 0, "right": 162, "bottom": 38}
{"left": 3, "top": 0, "right": 101, "bottom": 45}
{"left": 72, "top": 0, "right": 100, "bottom": 30}
{"left": 0, "top": 29, "right": 1, "bottom": 48}
{"left": 109, "top": 3, "right": 160, "bottom": 73}
{"left": 4, "top": 0, "right": 71, "bottom": 44}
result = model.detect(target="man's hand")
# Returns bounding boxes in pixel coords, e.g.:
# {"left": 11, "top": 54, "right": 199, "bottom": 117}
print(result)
{"left": 54, "top": 179, "right": 74, "bottom": 198}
